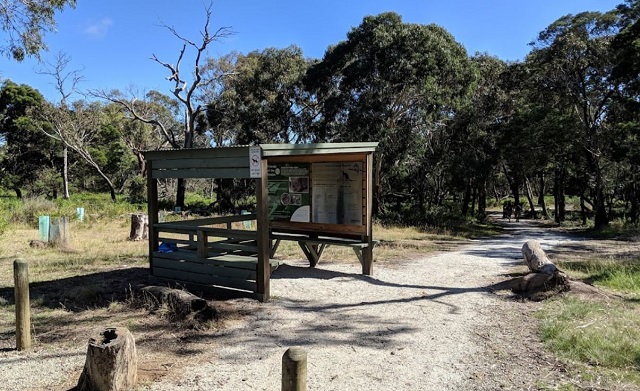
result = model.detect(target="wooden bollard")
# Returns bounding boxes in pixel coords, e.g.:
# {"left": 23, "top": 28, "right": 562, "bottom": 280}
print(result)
{"left": 13, "top": 259, "right": 31, "bottom": 350}
{"left": 282, "top": 346, "right": 307, "bottom": 391}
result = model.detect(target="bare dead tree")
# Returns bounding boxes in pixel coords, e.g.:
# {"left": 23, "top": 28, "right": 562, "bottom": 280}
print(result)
{"left": 92, "top": 2, "right": 234, "bottom": 208}
{"left": 36, "top": 51, "right": 84, "bottom": 199}
{"left": 34, "top": 100, "right": 120, "bottom": 201}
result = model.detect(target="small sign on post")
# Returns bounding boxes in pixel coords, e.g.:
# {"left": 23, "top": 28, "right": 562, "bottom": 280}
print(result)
{"left": 249, "top": 146, "right": 262, "bottom": 178}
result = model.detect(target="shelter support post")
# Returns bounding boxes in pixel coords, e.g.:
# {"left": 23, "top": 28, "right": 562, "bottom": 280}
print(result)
{"left": 256, "top": 158, "right": 270, "bottom": 302}
{"left": 146, "top": 159, "right": 159, "bottom": 272}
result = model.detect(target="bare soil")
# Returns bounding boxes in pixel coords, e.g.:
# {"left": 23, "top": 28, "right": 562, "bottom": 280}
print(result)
{"left": 0, "top": 214, "right": 638, "bottom": 390}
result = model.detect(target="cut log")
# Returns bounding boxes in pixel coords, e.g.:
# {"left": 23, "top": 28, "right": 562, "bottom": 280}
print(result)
{"left": 140, "top": 286, "right": 217, "bottom": 321}
{"left": 76, "top": 327, "right": 137, "bottom": 391}
{"left": 128, "top": 213, "right": 148, "bottom": 241}
{"left": 522, "top": 239, "right": 557, "bottom": 274}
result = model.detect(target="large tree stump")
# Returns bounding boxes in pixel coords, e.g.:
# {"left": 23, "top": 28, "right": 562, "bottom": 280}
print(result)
{"left": 128, "top": 213, "right": 148, "bottom": 241}
{"left": 76, "top": 327, "right": 137, "bottom": 391}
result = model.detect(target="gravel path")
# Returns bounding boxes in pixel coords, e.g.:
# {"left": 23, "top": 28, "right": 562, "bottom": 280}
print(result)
{"left": 0, "top": 216, "right": 578, "bottom": 390}
{"left": 145, "top": 216, "right": 575, "bottom": 390}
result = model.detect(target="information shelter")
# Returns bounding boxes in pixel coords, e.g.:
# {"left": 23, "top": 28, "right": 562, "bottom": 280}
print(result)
{"left": 145, "top": 142, "right": 378, "bottom": 302}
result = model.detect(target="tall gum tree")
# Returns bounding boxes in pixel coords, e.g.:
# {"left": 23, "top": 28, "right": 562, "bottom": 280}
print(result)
{"left": 529, "top": 10, "right": 622, "bottom": 228}
{"left": 305, "top": 12, "right": 474, "bottom": 216}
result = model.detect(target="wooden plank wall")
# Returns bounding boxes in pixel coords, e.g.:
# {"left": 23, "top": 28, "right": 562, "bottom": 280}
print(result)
{"left": 147, "top": 147, "right": 251, "bottom": 179}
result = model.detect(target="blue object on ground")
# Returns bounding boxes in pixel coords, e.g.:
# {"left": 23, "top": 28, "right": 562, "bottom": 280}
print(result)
{"left": 158, "top": 242, "right": 179, "bottom": 253}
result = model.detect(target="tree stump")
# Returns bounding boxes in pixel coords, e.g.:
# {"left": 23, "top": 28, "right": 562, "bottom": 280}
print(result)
{"left": 76, "top": 327, "right": 137, "bottom": 391}
{"left": 128, "top": 213, "right": 148, "bottom": 241}
{"left": 49, "top": 216, "right": 69, "bottom": 247}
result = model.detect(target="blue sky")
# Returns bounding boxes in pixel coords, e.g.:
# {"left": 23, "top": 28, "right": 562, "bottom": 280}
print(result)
{"left": 1, "top": 0, "right": 623, "bottom": 102}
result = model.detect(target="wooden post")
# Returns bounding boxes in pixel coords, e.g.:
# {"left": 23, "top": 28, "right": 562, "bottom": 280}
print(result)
{"left": 146, "top": 159, "right": 159, "bottom": 273}
{"left": 282, "top": 347, "right": 307, "bottom": 391}
{"left": 13, "top": 259, "right": 31, "bottom": 351}
{"left": 197, "top": 230, "right": 209, "bottom": 258}
{"left": 256, "top": 157, "right": 271, "bottom": 302}
{"left": 362, "top": 152, "right": 374, "bottom": 275}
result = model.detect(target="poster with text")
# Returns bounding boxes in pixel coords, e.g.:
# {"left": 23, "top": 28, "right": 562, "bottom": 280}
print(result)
{"left": 267, "top": 163, "right": 310, "bottom": 222}
{"left": 311, "top": 162, "right": 363, "bottom": 225}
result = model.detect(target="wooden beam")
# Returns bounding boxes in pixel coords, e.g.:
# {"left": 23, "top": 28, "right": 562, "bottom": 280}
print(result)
{"left": 152, "top": 167, "right": 251, "bottom": 179}
{"left": 145, "top": 146, "right": 250, "bottom": 161}
{"left": 146, "top": 159, "right": 159, "bottom": 272}
{"left": 152, "top": 156, "right": 249, "bottom": 170}
{"left": 266, "top": 153, "right": 366, "bottom": 164}
{"left": 362, "top": 152, "right": 374, "bottom": 275}
{"left": 256, "top": 158, "right": 270, "bottom": 302}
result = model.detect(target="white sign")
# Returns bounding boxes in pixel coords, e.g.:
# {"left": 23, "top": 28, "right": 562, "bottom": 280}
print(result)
{"left": 249, "top": 146, "right": 262, "bottom": 178}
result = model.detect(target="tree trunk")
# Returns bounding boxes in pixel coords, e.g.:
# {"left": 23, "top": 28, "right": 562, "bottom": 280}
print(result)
{"left": 128, "top": 214, "right": 148, "bottom": 241}
{"left": 477, "top": 179, "right": 487, "bottom": 221}
{"left": 63, "top": 146, "right": 70, "bottom": 199}
{"left": 631, "top": 179, "right": 639, "bottom": 224}
{"left": 553, "top": 168, "right": 565, "bottom": 223}
{"left": 461, "top": 180, "right": 471, "bottom": 216}
{"left": 538, "top": 172, "right": 548, "bottom": 219}
{"left": 176, "top": 178, "right": 187, "bottom": 209}
{"left": 524, "top": 176, "right": 536, "bottom": 219}
{"left": 13, "top": 186, "right": 22, "bottom": 199}
{"left": 76, "top": 327, "right": 137, "bottom": 391}
{"left": 594, "top": 181, "right": 609, "bottom": 229}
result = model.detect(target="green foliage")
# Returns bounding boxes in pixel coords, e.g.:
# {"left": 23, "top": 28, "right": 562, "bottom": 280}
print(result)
{"left": 1, "top": 0, "right": 77, "bottom": 61}
{"left": 127, "top": 176, "right": 146, "bottom": 204}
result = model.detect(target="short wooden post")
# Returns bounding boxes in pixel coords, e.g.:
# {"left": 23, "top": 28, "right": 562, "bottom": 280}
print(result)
{"left": 282, "top": 346, "right": 307, "bottom": 391}
{"left": 13, "top": 259, "right": 31, "bottom": 351}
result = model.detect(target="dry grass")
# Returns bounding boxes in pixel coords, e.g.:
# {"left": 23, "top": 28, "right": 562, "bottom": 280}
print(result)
{"left": 0, "top": 218, "right": 148, "bottom": 285}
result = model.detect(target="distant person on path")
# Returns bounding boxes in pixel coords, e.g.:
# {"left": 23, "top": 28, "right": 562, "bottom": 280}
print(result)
{"left": 514, "top": 203, "right": 522, "bottom": 222}
{"left": 503, "top": 201, "right": 513, "bottom": 222}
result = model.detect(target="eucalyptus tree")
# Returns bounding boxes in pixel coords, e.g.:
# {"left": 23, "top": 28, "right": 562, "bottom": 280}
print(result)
{"left": 200, "top": 46, "right": 315, "bottom": 210}
{"left": 528, "top": 10, "right": 622, "bottom": 228}
{"left": 611, "top": 0, "right": 640, "bottom": 222}
{"left": 204, "top": 45, "right": 314, "bottom": 145}
{"left": 1, "top": 0, "right": 76, "bottom": 61}
{"left": 35, "top": 100, "right": 125, "bottom": 201}
{"left": 448, "top": 54, "right": 507, "bottom": 219}
{"left": 305, "top": 12, "right": 474, "bottom": 217}
{"left": 0, "top": 80, "right": 58, "bottom": 197}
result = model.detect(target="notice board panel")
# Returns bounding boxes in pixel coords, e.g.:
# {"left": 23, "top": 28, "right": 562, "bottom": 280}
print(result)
{"left": 267, "top": 161, "right": 363, "bottom": 226}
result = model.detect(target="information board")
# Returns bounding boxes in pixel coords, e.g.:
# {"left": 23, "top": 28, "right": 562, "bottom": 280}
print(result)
{"left": 312, "top": 162, "right": 363, "bottom": 225}
{"left": 267, "top": 163, "right": 311, "bottom": 222}
{"left": 268, "top": 161, "right": 363, "bottom": 225}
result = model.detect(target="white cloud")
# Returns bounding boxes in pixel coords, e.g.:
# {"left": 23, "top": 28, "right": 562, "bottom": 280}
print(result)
{"left": 84, "top": 18, "right": 113, "bottom": 39}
